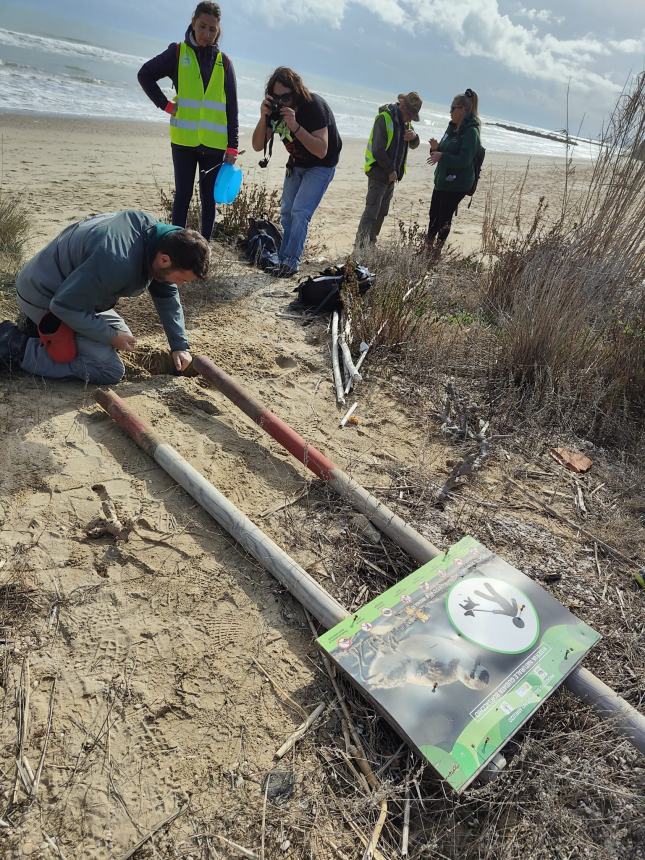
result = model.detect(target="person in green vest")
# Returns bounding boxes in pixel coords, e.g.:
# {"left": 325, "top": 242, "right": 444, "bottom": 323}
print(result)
{"left": 354, "top": 92, "right": 422, "bottom": 248}
{"left": 138, "top": 2, "right": 239, "bottom": 239}
{"left": 425, "top": 89, "right": 482, "bottom": 259}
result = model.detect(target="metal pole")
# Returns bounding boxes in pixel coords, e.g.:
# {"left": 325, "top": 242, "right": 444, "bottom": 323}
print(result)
{"left": 192, "top": 355, "right": 443, "bottom": 564}
{"left": 191, "top": 357, "right": 645, "bottom": 756}
{"left": 93, "top": 389, "right": 347, "bottom": 631}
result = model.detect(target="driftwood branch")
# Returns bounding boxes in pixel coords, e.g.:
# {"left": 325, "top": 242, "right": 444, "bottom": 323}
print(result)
{"left": 435, "top": 428, "right": 493, "bottom": 507}
{"left": 331, "top": 311, "right": 346, "bottom": 405}
{"left": 274, "top": 702, "right": 326, "bottom": 760}
{"left": 339, "top": 313, "right": 362, "bottom": 389}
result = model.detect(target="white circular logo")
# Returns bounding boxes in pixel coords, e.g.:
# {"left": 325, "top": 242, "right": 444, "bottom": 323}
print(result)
{"left": 446, "top": 577, "right": 539, "bottom": 654}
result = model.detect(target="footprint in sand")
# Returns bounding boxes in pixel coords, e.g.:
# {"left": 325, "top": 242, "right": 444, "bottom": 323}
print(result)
{"left": 275, "top": 355, "right": 297, "bottom": 370}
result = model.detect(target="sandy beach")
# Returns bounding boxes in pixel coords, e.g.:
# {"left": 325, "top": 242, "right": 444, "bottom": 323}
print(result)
{"left": 2, "top": 111, "right": 638, "bottom": 860}
{"left": 0, "top": 112, "right": 582, "bottom": 258}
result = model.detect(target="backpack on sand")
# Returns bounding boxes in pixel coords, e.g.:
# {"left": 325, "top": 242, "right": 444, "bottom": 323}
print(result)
{"left": 295, "top": 263, "right": 374, "bottom": 315}
{"left": 242, "top": 218, "right": 283, "bottom": 270}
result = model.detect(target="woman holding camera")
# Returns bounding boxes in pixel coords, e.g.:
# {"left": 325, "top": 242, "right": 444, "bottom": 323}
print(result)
{"left": 425, "top": 88, "right": 481, "bottom": 259}
{"left": 251, "top": 67, "right": 342, "bottom": 277}
{"left": 138, "top": 2, "right": 239, "bottom": 240}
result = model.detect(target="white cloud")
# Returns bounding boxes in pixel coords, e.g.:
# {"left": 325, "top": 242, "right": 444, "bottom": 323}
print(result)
{"left": 608, "top": 37, "right": 645, "bottom": 54}
{"left": 517, "top": 8, "right": 564, "bottom": 26}
{"left": 247, "top": 0, "right": 636, "bottom": 96}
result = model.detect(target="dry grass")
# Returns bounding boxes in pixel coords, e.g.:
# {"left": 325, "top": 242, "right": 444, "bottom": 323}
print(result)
{"left": 347, "top": 73, "right": 645, "bottom": 451}
{"left": 158, "top": 180, "right": 281, "bottom": 243}
{"left": 0, "top": 191, "right": 30, "bottom": 283}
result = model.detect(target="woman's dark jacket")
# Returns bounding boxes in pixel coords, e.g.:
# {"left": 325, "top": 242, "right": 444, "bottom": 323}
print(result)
{"left": 434, "top": 114, "right": 481, "bottom": 193}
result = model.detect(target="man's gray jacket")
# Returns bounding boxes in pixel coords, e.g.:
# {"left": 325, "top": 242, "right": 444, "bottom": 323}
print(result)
{"left": 15, "top": 210, "right": 189, "bottom": 351}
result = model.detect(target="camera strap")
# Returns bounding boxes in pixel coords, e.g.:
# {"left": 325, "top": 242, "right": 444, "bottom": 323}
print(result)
{"left": 259, "top": 129, "right": 275, "bottom": 169}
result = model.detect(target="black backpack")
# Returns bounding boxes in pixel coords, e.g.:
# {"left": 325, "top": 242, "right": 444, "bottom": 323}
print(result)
{"left": 295, "top": 264, "right": 374, "bottom": 314}
{"left": 468, "top": 144, "right": 486, "bottom": 197}
{"left": 242, "top": 218, "right": 282, "bottom": 269}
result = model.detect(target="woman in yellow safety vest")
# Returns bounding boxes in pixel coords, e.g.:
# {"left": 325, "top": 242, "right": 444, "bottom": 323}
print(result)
{"left": 138, "top": 2, "right": 239, "bottom": 239}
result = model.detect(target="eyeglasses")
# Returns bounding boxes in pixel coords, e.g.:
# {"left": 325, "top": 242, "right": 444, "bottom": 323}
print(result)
{"left": 272, "top": 92, "right": 293, "bottom": 104}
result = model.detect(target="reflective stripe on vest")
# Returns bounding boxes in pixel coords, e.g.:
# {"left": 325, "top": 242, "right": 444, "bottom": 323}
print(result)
{"left": 170, "top": 43, "right": 228, "bottom": 149}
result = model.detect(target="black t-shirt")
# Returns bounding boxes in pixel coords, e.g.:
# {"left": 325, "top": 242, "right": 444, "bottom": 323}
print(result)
{"left": 274, "top": 93, "right": 342, "bottom": 168}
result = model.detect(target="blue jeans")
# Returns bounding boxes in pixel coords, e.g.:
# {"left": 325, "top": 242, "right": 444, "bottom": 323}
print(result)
{"left": 17, "top": 296, "right": 131, "bottom": 384}
{"left": 280, "top": 165, "right": 335, "bottom": 270}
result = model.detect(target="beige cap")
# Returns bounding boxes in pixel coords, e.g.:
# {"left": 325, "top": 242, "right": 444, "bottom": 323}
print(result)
{"left": 398, "top": 91, "right": 422, "bottom": 121}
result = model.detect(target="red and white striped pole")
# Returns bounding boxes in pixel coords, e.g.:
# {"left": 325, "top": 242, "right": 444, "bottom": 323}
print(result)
{"left": 192, "top": 355, "right": 443, "bottom": 565}
{"left": 191, "top": 356, "right": 645, "bottom": 756}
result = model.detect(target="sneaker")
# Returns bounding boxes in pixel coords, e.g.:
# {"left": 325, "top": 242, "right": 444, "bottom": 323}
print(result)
{"left": 0, "top": 321, "right": 28, "bottom": 372}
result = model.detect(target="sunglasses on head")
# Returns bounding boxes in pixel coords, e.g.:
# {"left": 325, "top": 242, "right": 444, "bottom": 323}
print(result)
{"left": 272, "top": 92, "right": 293, "bottom": 104}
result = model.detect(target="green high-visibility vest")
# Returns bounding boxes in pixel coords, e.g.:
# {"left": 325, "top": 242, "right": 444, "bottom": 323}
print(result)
{"left": 364, "top": 109, "right": 410, "bottom": 175}
{"left": 170, "top": 43, "right": 228, "bottom": 149}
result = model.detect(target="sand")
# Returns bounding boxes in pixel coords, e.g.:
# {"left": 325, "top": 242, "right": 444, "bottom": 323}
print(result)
{"left": 2, "top": 113, "right": 632, "bottom": 859}
{"left": 0, "top": 112, "right": 582, "bottom": 257}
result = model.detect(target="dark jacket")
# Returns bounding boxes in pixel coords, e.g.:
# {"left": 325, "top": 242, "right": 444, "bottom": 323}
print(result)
{"left": 15, "top": 211, "right": 190, "bottom": 351}
{"left": 434, "top": 114, "right": 481, "bottom": 193}
{"left": 367, "top": 103, "right": 419, "bottom": 184}
{"left": 137, "top": 26, "right": 239, "bottom": 151}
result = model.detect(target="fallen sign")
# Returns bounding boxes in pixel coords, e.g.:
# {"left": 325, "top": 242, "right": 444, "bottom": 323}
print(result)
{"left": 94, "top": 382, "right": 644, "bottom": 796}
{"left": 319, "top": 536, "right": 599, "bottom": 792}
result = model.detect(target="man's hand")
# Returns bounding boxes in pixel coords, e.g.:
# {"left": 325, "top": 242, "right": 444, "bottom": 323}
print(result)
{"left": 427, "top": 151, "right": 443, "bottom": 165}
{"left": 281, "top": 106, "right": 298, "bottom": 133}
{"left": 388, "top": 170, "right": 398, "bottom": 184}
{"left": 261, "top": 97, "right": 273, "bottom": 118}
{"left": 403, "top": 129, "right": 417, "bottom": 142}
{"left": 110, "top": 332, "right": 137, "bottom": 351}
{"left": 172, "top": 350, "right": 192, "bottom": 372}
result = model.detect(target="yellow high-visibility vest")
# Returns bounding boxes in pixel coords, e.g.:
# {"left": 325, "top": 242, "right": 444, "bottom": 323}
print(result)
{"left": 364, "top": 109, "right": 410, "bottom": 175}
{"left": 170, "top": 42, "right": 228, "bottom": 149}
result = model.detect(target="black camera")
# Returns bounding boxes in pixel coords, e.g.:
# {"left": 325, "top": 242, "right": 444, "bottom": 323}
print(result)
{"left": 267, "top": 99, "right": 282, "bottom": 125}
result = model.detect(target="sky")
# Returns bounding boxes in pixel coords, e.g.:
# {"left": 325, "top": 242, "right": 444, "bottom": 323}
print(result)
{"left": 1, "top": 0, "right": 644, "bottom": 134}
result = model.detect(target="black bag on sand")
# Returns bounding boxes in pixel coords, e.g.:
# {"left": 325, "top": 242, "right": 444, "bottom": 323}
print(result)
{"left": 241, "top": 218, "right": 283, "bottom": 269}
{"left": 294, "top": 263, "right": 374, "bottom": 314}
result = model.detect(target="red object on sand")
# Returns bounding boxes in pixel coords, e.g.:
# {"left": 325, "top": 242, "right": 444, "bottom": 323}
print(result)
{"left": 38, "top": 315, "right": 77, "bottom": 363}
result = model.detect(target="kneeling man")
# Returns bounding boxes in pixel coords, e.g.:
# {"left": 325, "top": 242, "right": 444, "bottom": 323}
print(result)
{"left": 0, "top": 210, "right": 210, "bottom": 384}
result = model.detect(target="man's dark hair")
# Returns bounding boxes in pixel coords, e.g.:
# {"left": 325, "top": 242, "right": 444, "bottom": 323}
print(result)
{"left": 158, "top": 229, "right": 211, "bottom": 279}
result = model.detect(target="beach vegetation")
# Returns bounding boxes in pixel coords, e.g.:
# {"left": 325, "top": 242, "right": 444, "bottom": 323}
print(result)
{"left": 350, "top": 73, "right": 645, "bottom": 449}
{"left": 0, "top": 190, "right": 30, "bottom": 281}
{"left": 158, "top": 180, "right": 281, "bottom": 243}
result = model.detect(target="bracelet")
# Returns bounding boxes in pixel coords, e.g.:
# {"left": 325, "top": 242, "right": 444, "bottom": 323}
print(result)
{"left": 294, "top": 124, "right": 301, "bottom": 136}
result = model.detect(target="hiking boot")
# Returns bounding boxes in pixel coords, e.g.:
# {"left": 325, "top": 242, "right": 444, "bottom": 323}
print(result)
{"left": 0, "top": 321, "right": 28, "bottom": 372}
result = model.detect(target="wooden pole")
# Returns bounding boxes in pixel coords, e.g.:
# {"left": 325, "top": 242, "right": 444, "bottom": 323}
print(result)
{"left": 190, "top": 357, "right": 645, "bottom": 757}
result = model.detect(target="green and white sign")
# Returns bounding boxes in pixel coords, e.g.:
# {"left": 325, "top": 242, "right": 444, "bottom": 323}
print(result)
{"left": 317, "top": 536, "right": 600, "bottom": 792}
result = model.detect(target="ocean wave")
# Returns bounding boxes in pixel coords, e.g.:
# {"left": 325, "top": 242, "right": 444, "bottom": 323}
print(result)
{"left": 0, "top": 27, "right": 146, "bottom": 67}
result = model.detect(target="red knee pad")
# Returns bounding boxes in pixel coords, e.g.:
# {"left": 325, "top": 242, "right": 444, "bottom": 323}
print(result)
{"left": 38, "top": 313, "right": 77, "bottom": 363}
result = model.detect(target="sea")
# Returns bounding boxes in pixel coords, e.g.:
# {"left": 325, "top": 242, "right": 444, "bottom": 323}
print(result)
{"left": 0, "top": 27, "right": 600, "bottom": 159}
